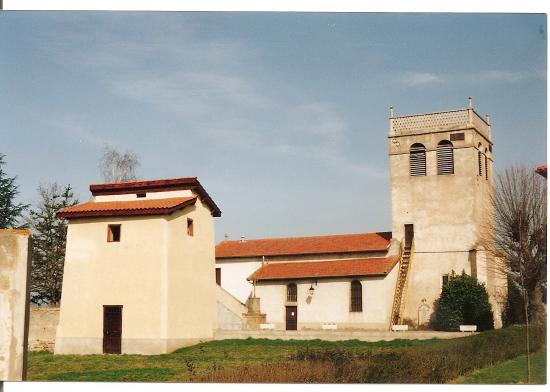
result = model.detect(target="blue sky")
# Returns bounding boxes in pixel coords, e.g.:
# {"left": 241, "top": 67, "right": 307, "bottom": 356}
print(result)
{"left": 1, "top": 12, "right": 546, "bottom": 241}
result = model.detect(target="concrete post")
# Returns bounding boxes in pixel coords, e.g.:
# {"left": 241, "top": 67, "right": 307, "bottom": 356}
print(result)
{"left": 0, "top": 230, "right": 31, "bottom": 381}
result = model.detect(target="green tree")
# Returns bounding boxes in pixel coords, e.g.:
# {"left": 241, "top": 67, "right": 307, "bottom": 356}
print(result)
{"left": 0, "top": 153, "right": 29, "bottom": 228}
{"left": 434, "top": 271, "right": 494, "bottom": 331}
{"left": 28, "top": 183, "right": 79, "bottom": 306}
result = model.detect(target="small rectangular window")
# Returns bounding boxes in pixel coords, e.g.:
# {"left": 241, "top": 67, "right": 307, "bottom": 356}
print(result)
{"left": 450, "top": 132, "right": 465, "bottom": 141}
{"left": 187, "top": 218, "right": 194, "bottom": 236}
{"left": 136, "top": 193, "right": 146, "bottom": 198}
{"left": 287, "top": 284, "right": 297, "bottom": 302}
{"left": 441, "top": 274, "right": 449, "bottom": 289}
{"left": 107, "top": 224, "right": 121, "bottom": 242}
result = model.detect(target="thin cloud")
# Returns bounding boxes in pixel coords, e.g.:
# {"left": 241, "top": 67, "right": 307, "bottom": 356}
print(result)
{"left": 398, "top": 69, "right": 544, "bottom": 87}
{"left": 53, "top": 114, "right": 109, "bottom": 147}
{"left": 37, "top": 15, "right": 383, "bottom": 179}
{"left": 400, "top": 72, "right": 444, "bottom": 86}
{"left": 480, "top": 70, "right": 529, "bottom": 82}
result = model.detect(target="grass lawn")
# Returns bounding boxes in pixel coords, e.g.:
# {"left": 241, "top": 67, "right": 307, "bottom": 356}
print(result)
{"left": 28, "top": 338, "right": 439, "bottom": 382}
{"left": 455, "top": 349, "right": 547, "bottom": 384}
{"left": 27, "top": 326, "right": 546, "bottom": 383}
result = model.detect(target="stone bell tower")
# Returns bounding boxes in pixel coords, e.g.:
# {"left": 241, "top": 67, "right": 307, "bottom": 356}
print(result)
{"left": 387, "top": 98, "right": 504, "bottom": 328}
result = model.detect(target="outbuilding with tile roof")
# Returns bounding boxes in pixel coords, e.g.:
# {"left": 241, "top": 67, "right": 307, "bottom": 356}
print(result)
{"left": 55, "top": 177, "right": 220, "bottom": 355}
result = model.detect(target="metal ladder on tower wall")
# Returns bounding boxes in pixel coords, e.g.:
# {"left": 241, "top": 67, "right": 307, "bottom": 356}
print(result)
{"left": 390, "top": 240, "right": 414, "bottom": 326}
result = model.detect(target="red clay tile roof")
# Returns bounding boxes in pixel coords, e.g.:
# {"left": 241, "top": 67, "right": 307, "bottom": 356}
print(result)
{"left": 248, "top": 256, "right": 399, "bottom": 281}
{"left": 89, "top": 177, "right": 221, "bottom": 217}
{"left": 0, "top": 229, "right": 31, "bottom": 236}
{"left": 216, "top": 232, "right": 391, "bottom": 258}
{"left": 57, "top": 197, "right": 197, "bottom": 219}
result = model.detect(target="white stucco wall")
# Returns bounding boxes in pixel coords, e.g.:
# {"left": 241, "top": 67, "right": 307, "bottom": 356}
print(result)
{"left": 55, "top": 215, "right": 166, "bottom": 354}
{"left": 255, "top": 264, "right": 398, "bottom": 331}
{"left": 215, "top": 259, "right": 260, "bottom": 303}
{"left": 94, "top": 190, "right": 194, "bottom": 202}
{"left": 165, "top": 198, "right": 217, "bottom": 351}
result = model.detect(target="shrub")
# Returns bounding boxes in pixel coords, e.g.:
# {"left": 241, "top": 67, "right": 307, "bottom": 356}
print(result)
{"left": 434, "top": 271, "right": 494, "bottom": 331}
{"left": 193, "top": 325, "right": 546, "bottom": 383}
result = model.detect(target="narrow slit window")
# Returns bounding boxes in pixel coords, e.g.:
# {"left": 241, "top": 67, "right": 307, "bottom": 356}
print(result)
{"left": 107, "top": 224, "right": 121, "bottom": 242}
{"left": 437, "top": 140, "right": 454, "bottom": 175}
{"left": 350, "top": 280, "right": 363, "bottom": 312}
{"left": 187, "top": 218, "right": 194, "bottom": 236}
{"left": 409, "top": 143, "right": 426, "bottom": 176}
{"left": 136, "top": 193, "right": 146, "bottom": 198}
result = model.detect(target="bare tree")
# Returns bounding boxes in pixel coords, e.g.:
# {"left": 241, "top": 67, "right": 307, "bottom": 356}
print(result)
{"left": 481, "top": 165, "right": 546, "bottom": 382}
{"left": 494, "top": 165, "right": 546, "bottom": 323}
{"left": 99, "top": 145, "right": 140, "bottom": 183}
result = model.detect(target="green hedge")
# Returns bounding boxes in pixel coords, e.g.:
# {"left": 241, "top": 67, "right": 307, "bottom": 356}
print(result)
{"left": 340, "top": 325, "right": 545, "bottom": 383}
{"left": 195, "top": 325, "right": 546, "bottom": 383}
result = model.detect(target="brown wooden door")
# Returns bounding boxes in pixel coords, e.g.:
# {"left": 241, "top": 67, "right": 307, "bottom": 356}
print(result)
{"left": 285, "top": 306, "right": 297, "bottom": 330}
{"left": 103, "top": 305, "right": 122, "bottom": 354}
{"left": 215, "top": 268, "right": 221, "bottom": 286}
{"left": 404, "top": 224, "right": 414, "bottom": 246}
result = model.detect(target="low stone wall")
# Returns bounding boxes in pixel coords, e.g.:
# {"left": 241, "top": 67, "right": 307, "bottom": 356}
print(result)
{"left": 215, "top": 285, "right": 247, "bottom": 330}
{"left": 214, "top": 329, "right": 475, "bottom": 342}
{"left": 28, "top": 307, "right": 59, "bottom": 352}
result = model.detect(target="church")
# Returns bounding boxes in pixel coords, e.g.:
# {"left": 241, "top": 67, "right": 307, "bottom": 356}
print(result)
{"left": 215, "top": 98, "right": 506, "bottom": 331}
{"left": 54, "top": 99, "right": 506, "bottom": 355}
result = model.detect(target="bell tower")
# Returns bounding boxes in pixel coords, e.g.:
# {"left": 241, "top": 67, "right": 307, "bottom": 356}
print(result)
{"left": 387, "top": 98, "right": 504, "bottom": 327}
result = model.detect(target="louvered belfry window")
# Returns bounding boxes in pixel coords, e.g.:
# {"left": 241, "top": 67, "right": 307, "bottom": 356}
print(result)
{"left": 437, "top": 140, "right": 454, "bottom": 175}
{"left": 478, "top": 146, "right": 483, "bottom": 176}
{"left": 485, "top": 149, "right": 489, "bottom": 180}
{"left": 350, "top": 280, "right": 362, "bottom": 312}
{"left": 409, "top": 143, "right": 427, "bottom": 176}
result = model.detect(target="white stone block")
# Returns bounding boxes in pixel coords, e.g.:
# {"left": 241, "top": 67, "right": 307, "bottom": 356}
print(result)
{"left": 260, "top": 323, "right": 275, "bottom": 330}
{"left": 321, "top": 323, "right": 337, "bottom": 330}
{"left": 459, "top": 325, "right": 477, "bottom": 332}
{"left": 391, "top": 324, "right": 409, "bottom": 331}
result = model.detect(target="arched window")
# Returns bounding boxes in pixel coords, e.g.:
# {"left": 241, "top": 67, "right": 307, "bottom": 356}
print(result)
{"left": 437, "top": 140, "right": 454, "bottom": 175}
{"left": 287, "top": 283, "right": 297, "bottom": 302}
{"left": 485, "top": 149, "right": 489, "bottom": 180}
{"left": 478, "top": 143, "right": 483, "bottom": 176}
{"left": 409, "top": 143, "right": 427, "bottom": 176}
{"left": 350, "top": 280, "right": 362, "bottom": 312}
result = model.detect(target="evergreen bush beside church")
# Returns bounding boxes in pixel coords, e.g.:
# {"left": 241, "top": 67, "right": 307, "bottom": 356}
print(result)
{"left": 434, "top": 271, "right": 494, "bottom": 331}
